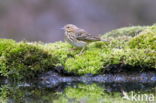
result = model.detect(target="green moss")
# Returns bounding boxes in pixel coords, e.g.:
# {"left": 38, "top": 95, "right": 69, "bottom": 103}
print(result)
{"left": 128, "top": 26, "right": 156, "bottom": 50}
{"left": 0, "top": 39, "right": 16, "bottom": 55}
{"left": 124, "top": 49, "right": 156, "bottom": 68}
{"left": 41, "top": 42, "right": 77, "bottom": 66}
{"left": 0, "top": 41, "right": 58, "bottom": 79}
{"left": 102, "top": 26, "right": 147, "bottom": 38}
{"left": 65, "top": 48, "right": 104, "bottom": 74}
{"left": 102, "top": 49, "right": 156, "bottom": 69}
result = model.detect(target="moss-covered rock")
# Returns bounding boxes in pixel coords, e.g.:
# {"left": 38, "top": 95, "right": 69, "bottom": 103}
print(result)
{"left": 102, "top": 26, "right": 147, "bottom": 38}
{"left": 0, "top": 24, "right": 155, "bottom": 79}
{"left": 40, "top": 42, "right": 77, "bottom": 66}
{"left": 102, "top": 49, "right": 156, "bottom": 69}
{"left": 65, "top": 48, "right": 104, "bottom": 74}
{"left": 128, "top": 26, "right": 156, "bottom": 50}
{"left": 0, "top": 40, "right": 58, "bottom": 79}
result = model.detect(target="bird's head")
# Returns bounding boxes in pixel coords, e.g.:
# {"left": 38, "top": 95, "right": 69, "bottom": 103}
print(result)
{"left": 63, "top": 24, "right": 79, "bottom": 32}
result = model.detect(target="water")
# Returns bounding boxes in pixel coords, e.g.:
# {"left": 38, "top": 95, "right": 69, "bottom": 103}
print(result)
{"left": 0, "top": 72, "right": 156, "bottom": 103}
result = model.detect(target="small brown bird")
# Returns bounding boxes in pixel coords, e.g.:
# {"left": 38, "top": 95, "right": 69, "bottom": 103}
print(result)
{"left": 63, "top": 24, "right": 104, "bottom": 54}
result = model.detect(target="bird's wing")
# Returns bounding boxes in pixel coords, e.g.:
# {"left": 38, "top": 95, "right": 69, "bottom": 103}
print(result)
{"left": 75, "top": 29, "right": 100, "bottom": 41}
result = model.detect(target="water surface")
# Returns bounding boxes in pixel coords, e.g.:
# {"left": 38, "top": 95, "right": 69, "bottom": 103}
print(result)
{"left": 0, "top": 72, "right": 156, "bottom": 103}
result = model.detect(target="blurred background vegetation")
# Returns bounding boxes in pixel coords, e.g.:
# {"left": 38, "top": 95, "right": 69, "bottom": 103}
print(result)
{"left": 0, "top": 0, "right": 156, "bottom": 42}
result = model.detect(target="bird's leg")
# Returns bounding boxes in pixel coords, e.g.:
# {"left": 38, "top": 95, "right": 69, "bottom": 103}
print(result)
{"left": 78, "top": 46, "right": 86, "bottom": 55}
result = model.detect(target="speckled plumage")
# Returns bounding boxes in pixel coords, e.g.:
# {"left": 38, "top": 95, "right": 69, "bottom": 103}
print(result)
{"left": 63, "top": 24, "right": 101, "bottom": 48}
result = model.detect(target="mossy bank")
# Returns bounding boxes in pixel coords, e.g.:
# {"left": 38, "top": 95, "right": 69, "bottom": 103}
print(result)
{"left": 0, "top": 24, "right": 156, "bottom": 79}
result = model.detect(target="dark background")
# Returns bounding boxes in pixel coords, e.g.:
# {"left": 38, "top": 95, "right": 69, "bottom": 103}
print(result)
{"left": 0, "top": 0, "right": 156, "bottom": 42}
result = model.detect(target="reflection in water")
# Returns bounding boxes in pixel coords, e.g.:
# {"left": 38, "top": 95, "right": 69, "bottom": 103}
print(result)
{"left": 0, "top": 82, "right": 156, "bottom": 103}
{"left": 39, "top": 72, "right": 156, "bottom": 88}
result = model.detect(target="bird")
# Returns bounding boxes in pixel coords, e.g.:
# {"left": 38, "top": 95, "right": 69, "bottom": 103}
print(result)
{"left": 62, "top": 24, "right": 105, "bottom": 54}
